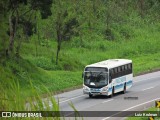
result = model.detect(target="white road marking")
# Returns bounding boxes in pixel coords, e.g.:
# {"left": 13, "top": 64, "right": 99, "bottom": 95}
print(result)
{"left": 57, "top": 76, "right": 159, "bottom": 105}
{"left": 142, "top": 86, "right": 154, "bottom": 91}
{"left": 49, "top": 94, "right": 85, "bottom": 107}
{"left": 102, "top": 99, "right": 114, "bottom": 103}
{"left": 54, "top": 76, "right": 160, "bottom": 104}
{"left": 134, "top": 76, "right": 160, "bottom": 83}
{"left": 50, "top": 76, "right": 160, "bottom": 106}
{"left": 59, "top": 95, "right": 85, "bottom": 104}
{"left": 101, "top": 97, "right": 160, "bottom": 120}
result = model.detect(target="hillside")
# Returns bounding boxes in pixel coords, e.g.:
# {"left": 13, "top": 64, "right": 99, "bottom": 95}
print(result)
{"left": 0, "top": 0, "right": 160, "bottom": 111}
{"left": 1, "top": 21, "right": 160, "bottom": 97}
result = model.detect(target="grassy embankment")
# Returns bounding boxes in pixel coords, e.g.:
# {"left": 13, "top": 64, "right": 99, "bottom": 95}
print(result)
{"left": 1, "top": 21, "right": 160, "bottom": 98}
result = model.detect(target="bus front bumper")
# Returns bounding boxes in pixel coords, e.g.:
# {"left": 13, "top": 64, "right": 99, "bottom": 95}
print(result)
{"left": 83, "top": 89, "right": 108, "bottom": 96}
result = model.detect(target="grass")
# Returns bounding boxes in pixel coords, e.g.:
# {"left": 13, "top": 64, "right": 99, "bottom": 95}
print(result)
{"left": 0, "top": 58, "right": 82, "bottom": 98}
{"left": 1, "top": 2, "right": 160, "bottom": 119}
{"left": 0, "top": 21, "right": 159, "bottom": 98}
{"left": 0, "top": 76, "right": 64, "bottom": 120}
{"left": 0, "top": 10, "right": 160, "bottom": 119}
{"left": 1, "top": 52, "right": 160, "bottom": 99}
{"left": 20, "top": 21, "right": 160, "bottom": 71}
{"left": 0, "top": 70, "right": 82, "bottom": 120}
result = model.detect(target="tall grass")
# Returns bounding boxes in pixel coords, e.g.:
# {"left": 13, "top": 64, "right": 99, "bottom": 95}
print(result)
{"left": 0, "top": 15, "right": 159, "bottom": 120}
{"left": 20, "top": 22, "right": 160, "bottom": 72}
{"left": 0, "top": 77, "right": 83, "bottom": 120}
{"left": 5, "top": 21, "right": 158, "bottom": 96}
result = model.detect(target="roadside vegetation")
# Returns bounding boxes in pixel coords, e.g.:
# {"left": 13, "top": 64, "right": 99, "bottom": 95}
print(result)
{"left": 0, "top": 0, "right": 160, "bottom": 117}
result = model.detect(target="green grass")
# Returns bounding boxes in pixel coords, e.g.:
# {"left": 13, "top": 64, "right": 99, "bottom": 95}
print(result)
{"left": 0, "top": 73, "right": 64, "bottom": 120}
{"left": 0, "top": 11, "right": 160, "bottom": 114}
{"left": 20, "top": 21, "right": 160, "bottom": 71}
{"left": 0, "top": 58, "right": 82, "bottom": 98}
{"left": 1, "top": 1, "right": 160, "bottom": 119}
{"left": 0, "top": 59, "right": 81, "bottom": 119}
{"left": 0, "top": 21, "right": 159, "bottom": 98}
{"left": 1, "top": 52, "right": 159, "bottom": 99}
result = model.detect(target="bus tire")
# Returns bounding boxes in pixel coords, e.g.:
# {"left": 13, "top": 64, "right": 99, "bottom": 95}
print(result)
{"left": 89, "top": 93, "right": 93, "bottom": 98}
{"left": 109, "top": 87, "right": 114, "bottom": 98}
{"left": 122, "top": 83, "right": 126, "bottom": 94}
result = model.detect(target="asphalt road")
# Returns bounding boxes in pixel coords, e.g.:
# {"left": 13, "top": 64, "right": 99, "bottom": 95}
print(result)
{"left": 54, "top": 71, "right": 160, "bottom": 120}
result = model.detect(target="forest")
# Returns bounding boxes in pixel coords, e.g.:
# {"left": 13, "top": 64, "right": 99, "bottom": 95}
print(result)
{"left": 0, "top": 0, "right": 160, "bottom": 112}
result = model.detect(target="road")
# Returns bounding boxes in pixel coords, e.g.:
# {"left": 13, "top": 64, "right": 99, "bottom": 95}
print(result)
{"left": 53, "top": 71, "right": 160, "bottom": 120}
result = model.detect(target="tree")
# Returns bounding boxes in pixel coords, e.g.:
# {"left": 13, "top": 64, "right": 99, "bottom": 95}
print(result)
{"left": 49, "top": 0, "right": 79, "bottom": 65}
{"left": 0, "top": 1, "right": 9, "bottom": 57}
{"left": 3, "top": 0, "right": 53, "bottom": 57}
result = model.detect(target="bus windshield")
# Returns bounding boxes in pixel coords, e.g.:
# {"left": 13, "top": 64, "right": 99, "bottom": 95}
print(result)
{"left": 84, "top": 71, "right": 108, "bottom": 87}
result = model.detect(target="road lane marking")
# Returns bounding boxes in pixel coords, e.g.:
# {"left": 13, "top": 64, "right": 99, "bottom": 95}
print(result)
{"left": 51, "top": 76, "right": 160, "bottom": 106}
{"left": 59, "top": 95, "right": 85, "bottom": 104}
{"left": 102, "top": 99, "right": 114, "bottom": 103}
{"left": 49, "top": 95, "right": 85, "bottom": 107}
{"left": 64, "top": 99, "right": 115, "bottom": 117}
{"left": 102, "top": 97, "right": 160, "bottom": 120}
{"left": 142, "top": 86, "right": 154, "bottom": 91}
{"left": 134, "top": 76, "right": 160, "bottom": 83}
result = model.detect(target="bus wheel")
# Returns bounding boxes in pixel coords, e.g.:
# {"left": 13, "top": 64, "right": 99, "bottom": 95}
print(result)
{"left": 122, "top": 84, "right": 126, "bottom": 94}
{"left": 89, "top": 93, "right": 93, "bottom": 98}
{"left": 109, "top": 87, "right": 114, "bottom": 98}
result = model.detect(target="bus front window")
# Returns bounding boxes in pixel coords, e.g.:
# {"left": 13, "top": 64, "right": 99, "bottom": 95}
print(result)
{"left": 84, "top": 72, "right": 108, "bottom": 87}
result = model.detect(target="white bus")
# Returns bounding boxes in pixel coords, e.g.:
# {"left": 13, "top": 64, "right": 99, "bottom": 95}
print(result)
{"left": 82, "top": 59, "right": 133, "bottom": 97}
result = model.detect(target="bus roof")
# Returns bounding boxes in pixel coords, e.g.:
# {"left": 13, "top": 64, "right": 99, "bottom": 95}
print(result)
{"left": 86, "top": 59, "right": 132, "bottom": 69}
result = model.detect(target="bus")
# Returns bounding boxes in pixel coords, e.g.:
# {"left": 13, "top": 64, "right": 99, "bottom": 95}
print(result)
{"left": 82, "top": 59, "right": 133, "bottom": 98}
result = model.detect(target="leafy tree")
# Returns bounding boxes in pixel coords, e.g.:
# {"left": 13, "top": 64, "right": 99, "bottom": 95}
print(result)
{"left": 49, "top": 0, "right": 79, "bottom": 65}
{"left": 1, "top": 0, "right": 53, "bottom": 57}
{"left": 0, "top": 0, "right": 9, "bottom": 59}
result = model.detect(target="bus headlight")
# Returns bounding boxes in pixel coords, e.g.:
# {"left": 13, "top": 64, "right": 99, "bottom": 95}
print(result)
{"left": 102, "top": 87, "right": 108, "bottom": 91}
{"left": 83, "top": 85, "right": 90, "bottom": 91}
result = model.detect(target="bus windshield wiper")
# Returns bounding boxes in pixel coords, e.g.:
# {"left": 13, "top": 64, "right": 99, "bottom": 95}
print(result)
{"left": 89, "top": 71, "right": 93, "bottom": 80}
{"left": 97, "top": 72, "right": 103, "bottom": 77}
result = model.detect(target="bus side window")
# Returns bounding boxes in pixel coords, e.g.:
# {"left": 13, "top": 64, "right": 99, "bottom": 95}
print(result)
{"left": 112, "top": 69, "right": 115, "bottom": 79}
{"left": 128, "top": 64, "right": 131, "bottom": 69}
{"left": 118, "top": 66, "right": 121, "bottom": 76}
{"left": 130, "top": 63, "right": 132, "bottom": 72}
{"left": 128, "top": 63, "right": 132, "bottom": 73}
{"left": 122, "top": 65, "right": 125, "bottom": 71}
{"left": 109, "top": 75, "right": 112, "bottom": 83}
{"left": 125, "top": 65, "right": 128, "bottom": 70}
{"left": 118, "top": 67, "right": 121, "bottom": 72}
{"left": 115, "top": 68, "right": 118, "bottom": 73}
{"left": 113, "top": 68, "right": 117, "bottom": 78}
{"left": 109, "top": 69, "right": 113, "bottom": 83}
